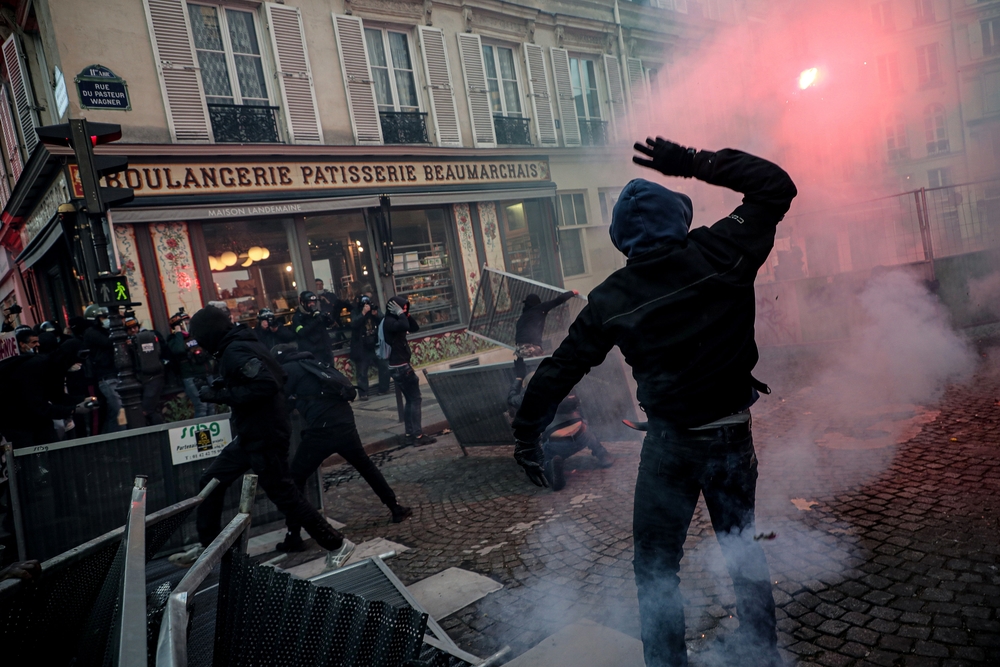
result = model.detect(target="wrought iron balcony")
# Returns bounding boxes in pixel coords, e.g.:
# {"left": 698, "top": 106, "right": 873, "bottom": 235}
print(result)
{"left": 579, "top": 119, "right": 609, "bottom": 147}
{"left": 207, "top": 103, "right": 280, "bottom": 143}
{"left": 380, "top": 111, "right": 429, "bottom": 144}
{"left": 493, "top": 115, "right": 532, "bottom": 146}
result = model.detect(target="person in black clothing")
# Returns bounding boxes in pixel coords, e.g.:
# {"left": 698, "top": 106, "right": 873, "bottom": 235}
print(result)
{"left": 270, "top": 343, "right": 412, "bottom": 552}
{"left": 293, "top": 291, "right": 335, "bottom": 365}
{"left": 37, "top": 321, "right": 62, "bottom": 354}
{"left": 350, "top": 295, "right": 389, "bottom": 400}
{"left": 14, "top": 325, "right": 38, "bottom": 355}
{"left": 513, "top": 290, "right": 577, "bottom": 379}
{"left": 254, "top": 308, "right": 293, "bottom": 350}
{"left": 172, "top": 306, "right": 355, "bottom": 570}
{"left": 383, "top": 295, "right": 435, "bottom": 446}
{"left": 512, "top": 139, "right": 796, "bottom": 667}
{"left": 507, "top": 373, "right": 612, "bottom": 491}
{"left": 82, "top": 305, "right": 123, "bottom": 434}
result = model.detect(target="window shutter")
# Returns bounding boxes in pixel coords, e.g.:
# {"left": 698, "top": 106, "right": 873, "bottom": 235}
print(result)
{"left": 2, "top": 35, "right": 37, "bottom": 156}
{"left": 0, "top": 86, "right": 22, "bottom": 183}
{"left": 603, "top": 54, "right": 628, "bottom": 138}
{"left": 550, "top": 48, "right": 581, "bottom": 147}
{"left": 265, "top": 3, "right": 324, "bottom": 144}
{"left": 142, "top": 0, "right": 212, "bottom": 142}
{"left": 0, "top": 151, "right": 9, "bottom": 209}
{"left": 332, "top": 14, "right": 383, "bottom": 145}
{"left": 674, "top": 0, "right": 688, "bottom": 12}
{"left": 456, "top": 33, "right": 496, "bottom": 148}
{"left": 523, "top": 43, "right": 557, "bottom": 146}
{"left": 418, "top": 26, "right": 462, "bottom": 147}
{"left": 970, "top": 23, "right": 984, "bottom": 60}
{"left": 626, "top": 57, "right": 649, "bottom": 129}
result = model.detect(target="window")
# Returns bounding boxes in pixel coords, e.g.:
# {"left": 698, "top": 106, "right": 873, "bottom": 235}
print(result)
{"left": 916, "top": 44, "right": 941, "bottom": 86}
{"left": 871, "top": 2, "right": 894, "bottom": 31}
{"left": 923, "top": 104, "right": 949, "bottom": 154}
{"left": 557, "top": 193, "right": 588, "bottom": 278}
{"left": 913, "top": 0, "right": 934, "bottom": 25}
{"left": 364, "top": 28, "right": 419, "bottom": 113}
{"left": 188, "top": 4, "right": 268, "bottom": 106}
{"left": 598, "top": 188, "right": 622, "bottom": 225}
{"left": 570, "top": 58, "right": 601, "bottom": 120}
{"left": 928, "top": 167, "right": 950, "bottom": 188}
{"left": 391, "top": 208, "right": 461, "bottom": 331}
{"left": 646, "top": 67, "right": 660, "bottom": 99}
{"left": 877, "top": 53, "right": 902, "bottom": 91}
{"left": 500, "top": 200, "right": 559, "bottom": 285}
{"left": 885, "top": 113, "right": 910, "bottom": 161}
{"left": 482, "top": 45, "right": 522, "bottom": 117}
{"left": 559, "top": 193, "right": 589, "bottom": 226}
{"left": 984, "top": 70, "right": 1000, "bottom": 114}
{"left": 984, "top": 18, "right": 1000, "bottom": 57}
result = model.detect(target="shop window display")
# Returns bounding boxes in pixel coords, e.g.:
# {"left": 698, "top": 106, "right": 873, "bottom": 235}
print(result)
{"left": 500, "top": 199, "right": 558, "bottom": 286}
{"left": 391, "top": 208, "right": 460, "bottom": 331}
{"left": 202, "top": 220, "right": 297, "bottom": 325}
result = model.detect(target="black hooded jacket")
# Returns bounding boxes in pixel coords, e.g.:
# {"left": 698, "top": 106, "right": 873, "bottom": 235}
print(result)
{"left": 254, "top": 321, "right": 293, "bottom": 352}
{"left": 512, "top": 148, "right": 797, "bottom": 440}
{"left": 292, "top": 305, "right": 333, "bottom": 364}
{"left": 382, "top": 296, "right": 419, "bottom": 366}
{"left": 515, "top": 292, "right": 575, "bottom": 348}
{"left": 206, "top": 325, "right": 290, "bottom": 452}
{"left": 83, "top": 322, "right": 116, "bottom": 379}
{"left": 279, "top": 351, "right": 355, "bottom": 429}
{"left": 0, "top": 340, "right": 83, "bottom": 444}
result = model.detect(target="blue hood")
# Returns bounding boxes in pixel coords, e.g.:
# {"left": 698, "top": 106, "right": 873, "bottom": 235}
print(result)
{"left": 609, "top": 178, "right": 693, "bottom": 259}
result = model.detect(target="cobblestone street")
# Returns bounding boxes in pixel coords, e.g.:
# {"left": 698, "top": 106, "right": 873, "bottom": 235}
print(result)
{"left": 282, "top": 345, "right": 1000, "bottom": 667}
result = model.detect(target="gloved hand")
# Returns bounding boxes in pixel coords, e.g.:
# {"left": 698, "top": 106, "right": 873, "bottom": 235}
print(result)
{"left": 387, "top": 300, "right": 404, "bottom": 316}
{"left": 199, "top": 385, "right": 221, "bottom": 403}
{"left": 632, "top": 138, "right": 697, "bottom": 177}
{"left": 514, "top": 438, "right": 548, "bottom": 488}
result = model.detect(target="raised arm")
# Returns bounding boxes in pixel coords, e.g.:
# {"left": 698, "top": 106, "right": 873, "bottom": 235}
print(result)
{"left": 539, "top": 291, "right": 576, "bottom": 314}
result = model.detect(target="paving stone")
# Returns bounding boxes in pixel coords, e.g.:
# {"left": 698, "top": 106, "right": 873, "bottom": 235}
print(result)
{"left": 817, "top": 619, "right": 850, "bottom": 636}
{"left": 914, "top": 640, "right": 951, "bottom": 657}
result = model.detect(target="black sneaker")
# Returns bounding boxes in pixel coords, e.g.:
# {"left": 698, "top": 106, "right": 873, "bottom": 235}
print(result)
{"left": 391, "top": 505, "right": 413, "bottom": 523}
{"left": 275, "top": 532, "right": 307, "bottom": 553}
{"left": 549, "top": 456, "right": 566, "bottom": 491}
{"left": 359, "top": 393, "right": 369, "bottom": 401}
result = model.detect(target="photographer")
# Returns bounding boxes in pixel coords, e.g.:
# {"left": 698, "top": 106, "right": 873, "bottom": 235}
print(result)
{"left": 383, "top": 296, "right": 435, "bottom": 447}
{"left": 350, "top": 295, "right": 389, "bottom": 400}
{"left": 293, "top": 291, "right": 334, "bottom": 365}
{"left": 254, "top": 308, "right": 293, "bottom": 350}
{"left": 126, "top": 315, "right": 168, "bottom": 425}
{"left": 166, "top": 309, "right": 215, "bottom": 418}
{"left": 271, "top": 342, "right": 411, "bottom": 552}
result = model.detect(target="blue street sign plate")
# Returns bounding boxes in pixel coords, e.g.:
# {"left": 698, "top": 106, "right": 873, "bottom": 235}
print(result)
{"left": 76, "top": 65, "right": 130, "bottom": 111}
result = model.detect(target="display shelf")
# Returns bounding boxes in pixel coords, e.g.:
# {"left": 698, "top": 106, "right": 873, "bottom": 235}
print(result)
{"left": 394, "top": 266, "right": 451, "bottom": 277}
{"left": 409, "top": 302, "right": 454, "bottom": 314}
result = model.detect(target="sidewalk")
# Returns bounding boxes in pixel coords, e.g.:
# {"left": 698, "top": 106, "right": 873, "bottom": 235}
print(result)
{"left": 350, "top": 385, "right": 447, "bottom": 451}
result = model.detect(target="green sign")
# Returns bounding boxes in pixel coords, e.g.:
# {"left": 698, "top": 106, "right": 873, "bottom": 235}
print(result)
{"left": 94, "top": 274, "right": 131, "bottom": 306}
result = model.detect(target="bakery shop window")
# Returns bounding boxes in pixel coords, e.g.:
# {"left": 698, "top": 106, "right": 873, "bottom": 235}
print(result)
{"left": 202, "top": 219, "right": 297, "bottom": 325}
{"left": 391, "top": 207, "right": 461, "bottom": 331}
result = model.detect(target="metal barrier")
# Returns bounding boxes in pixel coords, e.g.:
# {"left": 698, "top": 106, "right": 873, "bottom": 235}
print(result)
{"left": 5, "top": 414, "right": 322, "bottom": 561}
{"left": 424, "top": 351, "right": 638, "bottom": 453}
{"left": 0, "top": 475, "right": 216, "bottom": 666}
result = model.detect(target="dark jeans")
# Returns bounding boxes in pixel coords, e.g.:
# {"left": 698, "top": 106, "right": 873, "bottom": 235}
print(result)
{"left": 286, "top": 425, "right": 397, "bottom": 536}
{"left": 352, "top": 352, "right": 390, "bottom": 396}
{"left": 390, "top": 365, "right": 422, "bottom": 437}
{"left": 196, "top": 439, "right": 345, "bottom": 550}
{"left": 140, "top": 373, "right": 165, "bottom": 425}
{"left": 543, "top": 426, "right": 608, "bottom": 462}
{"left": 633, "top": 419, "right": 777, "bottom": 667}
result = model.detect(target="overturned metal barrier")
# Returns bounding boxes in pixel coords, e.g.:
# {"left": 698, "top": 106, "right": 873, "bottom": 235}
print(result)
{"left": 0, "top": 471, "right": 217, "bottom": 666}
{"left": 5, "top": 414, "right": 322, "bottom": 561}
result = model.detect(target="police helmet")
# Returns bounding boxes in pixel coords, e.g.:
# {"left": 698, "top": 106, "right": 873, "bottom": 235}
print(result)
{"left": 84, "top": 304, "right": 109, "bottom": 320}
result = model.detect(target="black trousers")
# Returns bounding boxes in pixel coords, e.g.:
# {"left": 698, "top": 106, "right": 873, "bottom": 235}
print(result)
{"left": 632, "top": 419, "right": 777, "bottom": 667}
{"left": 196, "top": 439, "right": 345, "bottom": 550}
{"left": 140, "top": 374, "right": 165, "bottom": 425}
{"left": 286, "top": 425, "right": 397, "bottom": 535}
{"left": 543, "top": 426, "right": 608, "bottom": 462}
{"left": 352, "top": 351, "right": 390, "bottom": 396}
{"left": 390, "top": 365, "right": 422, "bottom": 437}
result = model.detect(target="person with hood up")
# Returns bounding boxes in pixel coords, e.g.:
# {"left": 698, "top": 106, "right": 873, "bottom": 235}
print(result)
{"left": 270, "top": 342, "right": 411, "bottom": 553}
{"left": 170, "top": 306, "right": 355, "bottom": 570}
{"left": 382, "top": 295, "right": 435, "bottom": 446}
{"left": 511, "top": 139, "right": 797, "bottom": 667}
{"left": 513, "top": 290, "right": 577, "bottom": 379}
{"left": 254, "top": 308, "right": 293, "bottom": 350}
{"left": 293, "top": 291, "right": 335, "bottom": 365}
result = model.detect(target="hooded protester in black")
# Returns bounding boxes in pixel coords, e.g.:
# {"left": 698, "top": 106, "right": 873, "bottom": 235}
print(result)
{"left": 514, "top": 291, "right": 576, "bottom": 350}
{"left": 292, "top": 291, "right": 334, "bottom": 364}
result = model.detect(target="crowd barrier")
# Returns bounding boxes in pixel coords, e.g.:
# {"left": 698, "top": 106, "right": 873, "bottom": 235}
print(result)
{"left": 4, "top": 414, "right": 321, "bottom": 562}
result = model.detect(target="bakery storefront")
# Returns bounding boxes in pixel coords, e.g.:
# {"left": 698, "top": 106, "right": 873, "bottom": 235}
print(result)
{"left": 94, "top": 150, "right": 561, "bottom": 372}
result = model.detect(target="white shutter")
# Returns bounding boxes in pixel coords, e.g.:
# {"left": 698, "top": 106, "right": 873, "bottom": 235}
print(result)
{"left": 418, "top": 26, "right": 462, "bottom": 147}
{"left": 674, "top": 0, "right": 688, "bottom": 12}
{"left": 970, "top": 23, "right": 984, "bottom": 61}
{"left": 142, "top": 0, "right": 212, "bottom": 142}
{"left": 523, "top": 43, "right": 557, "bottom": 146}
{"left": 0, "top": 151, "right": 9, "bottom": 209}
{"left": 550, "top": 48, "right": 581, "bottom": 147}
{"left": 626, "top": 57, "right": 649, "bottom": 129}
{"left": 265, "top": 3, "right": 324, "bottom": 144}
{"left": 0, "top": 87, "right": 22, "bottom": 183}
{"left": 2, "top": 35, "right": 37, "bottom": 156}
{"left": 333, "top": 14, "right": 383, "bottom": 145}
{"left": 456, "top": 33, "right": 496, "bottom": 148}
{"left": 603, "top": 54, "right": 628, "bottom": 138}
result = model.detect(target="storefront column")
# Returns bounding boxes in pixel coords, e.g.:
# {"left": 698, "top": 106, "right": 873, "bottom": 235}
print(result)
{"left": 112, "top": 224, "right": 153, "bottom": 331}
{"left": 475, "top": 202, "right": 507, "bottom": 271}
{"left": 283, "top": 218, "right": 310, "bottom": 297}
{"left": 149, "top": 222, "right": 203, "bottom": 317}
{"left": 452, "top": 203, "right": 482, "bottom": 308}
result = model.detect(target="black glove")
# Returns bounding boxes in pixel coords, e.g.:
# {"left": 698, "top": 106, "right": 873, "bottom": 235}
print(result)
{"left": 514, "top": 438, "right": 548, "bottom": 488}
{"left": 632, "top": 137, "right": 697, "bottom": 177}
{"left": 199, "top": 385, "right": 220, "bottom": 403}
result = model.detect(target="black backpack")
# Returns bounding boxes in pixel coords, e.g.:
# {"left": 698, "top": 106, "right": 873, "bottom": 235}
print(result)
{"left": 135, "top": 330, "right": 164, "bottom": 376}
{"left": 298, "top": 358, "right": 357, "bottom": 402}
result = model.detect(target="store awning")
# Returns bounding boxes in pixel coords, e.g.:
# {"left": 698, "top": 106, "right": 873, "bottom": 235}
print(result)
{"left": 16, "top": 214, "right": 62, "bottom": 269}
{"left": 386, "top": 183, "right": 556, "bottom": 207}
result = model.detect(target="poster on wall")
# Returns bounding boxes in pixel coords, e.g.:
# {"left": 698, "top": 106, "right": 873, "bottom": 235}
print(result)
{"left": 168, "top": 418, "right": 232, "bottom": 465}
{"left": 0, "top": 332, "right": 16, "bottom": 361}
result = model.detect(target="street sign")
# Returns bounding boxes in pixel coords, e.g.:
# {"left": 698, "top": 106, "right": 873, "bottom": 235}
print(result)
{"left": 168, "top": 419, "right": 232, "bottom": 465}
{"left": 94, "top": 274, "right": 131, "bottom": 306}
{"left": 75, "top": 65, "right": 130, "bottom": 111}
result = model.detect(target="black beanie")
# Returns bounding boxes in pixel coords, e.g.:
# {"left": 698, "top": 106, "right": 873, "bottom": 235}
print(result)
{"left": 190, "top": 306, "right": 233, "bottom": 354}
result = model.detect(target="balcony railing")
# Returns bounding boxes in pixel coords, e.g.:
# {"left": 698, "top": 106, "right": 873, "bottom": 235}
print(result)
{"left": 493, "top": 115, "right": 532, "bottom": 146}
{"left": 207, "top": 103, "right": 280, "bottom": 143}
{"left": 579, "top": 119, "right": 609, "bottom": 147}
{"left": 380, "top": 111, "right": 430, "bottom": 144}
